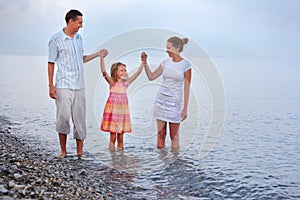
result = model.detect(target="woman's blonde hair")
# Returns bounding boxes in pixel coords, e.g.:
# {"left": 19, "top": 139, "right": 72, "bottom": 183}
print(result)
{"left": 167, "top": 36, "right": 189, "bottom": 52}
{"left": 110, "top": 62, "right": 126, "bottom": 82}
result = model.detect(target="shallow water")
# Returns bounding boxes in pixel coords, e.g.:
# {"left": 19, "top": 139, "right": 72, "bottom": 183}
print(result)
{"left": 1, "top": 55, "right": 299, "bottom": 199}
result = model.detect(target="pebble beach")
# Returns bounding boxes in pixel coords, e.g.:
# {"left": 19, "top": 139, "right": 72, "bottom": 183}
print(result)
{"left": 0, "top": 119, "right": 144, "bottom": 200}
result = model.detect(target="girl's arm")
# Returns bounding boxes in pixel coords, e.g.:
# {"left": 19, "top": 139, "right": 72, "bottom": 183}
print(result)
{"left": 126, "top": 64, "right": 143, "bottom": 85}
{"left": 181, "top": 69, "right": 192, "bottom": 121}
{"left": 142, "top": 52, "right": 163, "bottom": 81}
{"left": 99, "top": 49, "right": 114, "bottom": 86}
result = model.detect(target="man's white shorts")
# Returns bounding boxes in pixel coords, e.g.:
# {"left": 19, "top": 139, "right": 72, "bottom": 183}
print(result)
{"left": 55, "top": 89, "right": 86, "bottom": 140}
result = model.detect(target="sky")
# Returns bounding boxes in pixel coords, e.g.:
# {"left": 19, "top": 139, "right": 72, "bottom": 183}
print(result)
{"left": 0, "top": 0, "right": 299, "bottom": 62}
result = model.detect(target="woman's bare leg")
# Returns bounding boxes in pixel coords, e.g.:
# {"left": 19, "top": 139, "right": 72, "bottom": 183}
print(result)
{"left": 157, "top": 119, "right": 167, "bottom": 148}
{"left": 169, "top": 122, "right": 180, "bottom": 150}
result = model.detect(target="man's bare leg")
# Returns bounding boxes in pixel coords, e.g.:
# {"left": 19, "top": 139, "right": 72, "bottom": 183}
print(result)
{"left": 76, "top": 139, "right": 84, "bottom": 158}
{"left": 58, "top": 133, "right": 67, "bottom": 158}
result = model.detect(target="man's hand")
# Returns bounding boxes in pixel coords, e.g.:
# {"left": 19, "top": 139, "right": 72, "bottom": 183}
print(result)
{"left": 99, "top": 49, "right": 108, "bottom": 58}
{"left": 49, "top": 85, "right": 57, "bottom": 99}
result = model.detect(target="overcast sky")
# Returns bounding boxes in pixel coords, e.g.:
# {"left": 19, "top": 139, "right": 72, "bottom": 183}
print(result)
{"left": 0, "top": 0, "right": 299, "bottom": 62}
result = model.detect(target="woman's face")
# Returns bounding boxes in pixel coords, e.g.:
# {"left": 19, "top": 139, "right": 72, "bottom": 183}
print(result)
{"left": 166, "top": 42, "right": 179, "bottom": 58}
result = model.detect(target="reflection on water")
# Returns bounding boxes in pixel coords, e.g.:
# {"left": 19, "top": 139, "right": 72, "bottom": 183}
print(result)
{"left": 107, "top": 148, "right": 179, "bottom": 175}
{"left": 1, "top": 56, "right": 300, "bottom": 199}
{"left": 109, "top": 150, "right": 143, "bottom": 173}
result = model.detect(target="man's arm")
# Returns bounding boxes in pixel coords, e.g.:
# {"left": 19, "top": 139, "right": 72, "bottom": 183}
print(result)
{"left": 48, "top": 62, "right": 57, "bottom": 99}
{"left": 83, "top": 51, "right": 100, "bottom": 63}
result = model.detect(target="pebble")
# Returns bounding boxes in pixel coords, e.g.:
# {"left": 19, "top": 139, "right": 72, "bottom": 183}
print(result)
{"left": 0, "top": 117, "right": 161, "bottom": 199}
{"left": 1, "top": 196, "right": 14, "bottom": 200}
{"left": 0, "top": 184, "right": 8, "bottom": 194}
{"left": 0, "top": 126, "right": 111, "bottom": 199}
{"left": 8, "top": 181, "right": 15, "bottom": 188}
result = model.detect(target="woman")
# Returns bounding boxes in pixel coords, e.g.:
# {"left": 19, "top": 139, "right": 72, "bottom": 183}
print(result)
{"left": 142, "top": 36, "right": 192, "bottom": 151}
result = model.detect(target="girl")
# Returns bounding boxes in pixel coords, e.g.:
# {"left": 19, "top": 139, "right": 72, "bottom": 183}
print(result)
{"left": 142, "top": 36, "right": 192, "bottom": 151}
{"left": 99, "top": 49, "right": 144, "bottom": 151}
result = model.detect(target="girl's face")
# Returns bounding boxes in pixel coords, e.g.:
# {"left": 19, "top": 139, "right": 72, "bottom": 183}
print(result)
{"left": 116, "top": 65, "right": 127, "bottom": 80}
{"left": 166, "top": 42, "right": 180, "bottom": 58}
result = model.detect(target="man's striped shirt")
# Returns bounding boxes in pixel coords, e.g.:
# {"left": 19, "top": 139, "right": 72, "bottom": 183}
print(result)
{"left": 48, "top": 29, "right": 85, "bottom": 89}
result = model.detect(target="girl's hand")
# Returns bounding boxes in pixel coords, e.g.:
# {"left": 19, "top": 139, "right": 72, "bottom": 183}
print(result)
{"left": 99, "top": 49, "right": 108, "bottom": 58}
{"left": 141, "top": 52, "right": 147, "bottom": 64}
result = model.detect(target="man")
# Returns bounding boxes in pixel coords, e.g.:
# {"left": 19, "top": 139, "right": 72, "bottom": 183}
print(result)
{"left": 48, "top": 9, "right": 99, "bottom": 159}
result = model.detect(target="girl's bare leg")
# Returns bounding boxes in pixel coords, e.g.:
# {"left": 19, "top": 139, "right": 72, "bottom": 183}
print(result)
{"left": 109, "top": 132, "right": 117, "bottom": 151}
{"left": 117, "top": 133, "right": 124, "bottom": 150}
{"left": 157, "top": 119, "right": 167, "bottom": 148}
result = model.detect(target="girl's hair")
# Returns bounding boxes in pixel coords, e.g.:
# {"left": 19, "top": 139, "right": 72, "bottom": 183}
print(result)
{"left": 167, "top": 36, "right": 189, "bottom": 52}
{"left": 110, "top": 62, "right": 126, "bottom": 82}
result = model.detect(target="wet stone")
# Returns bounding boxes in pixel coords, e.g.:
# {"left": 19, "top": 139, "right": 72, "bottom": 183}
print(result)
{"left": 78, "top": 169, "right": 88, "bottom": 176}
{"left": 0, "top": 128, "right": 109, "bottom": 199}
{"left": 8, "top": 180, "right": 15, "bottom": 188}
{"left": 0, "top": 184, "right": 8, "bottom": 194}
{"left": 1, "top": 196, "right": 15, "bottom": 200}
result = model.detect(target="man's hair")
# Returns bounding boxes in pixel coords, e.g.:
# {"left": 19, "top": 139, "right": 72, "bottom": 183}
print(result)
{"left": 65, "top": 9, "right": 83, "bottom": 24}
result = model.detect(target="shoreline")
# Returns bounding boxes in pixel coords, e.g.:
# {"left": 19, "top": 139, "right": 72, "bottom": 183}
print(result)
{"left": 0, "top": 121, "right": 113, "bottom": 199}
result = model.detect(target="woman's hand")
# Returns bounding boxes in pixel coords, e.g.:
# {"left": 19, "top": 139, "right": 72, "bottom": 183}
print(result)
{"left": 141, "top": 52, "right": 147, "bottom": 64}
{"left": 181, "top": 107, "right": 187, "bottom": 121}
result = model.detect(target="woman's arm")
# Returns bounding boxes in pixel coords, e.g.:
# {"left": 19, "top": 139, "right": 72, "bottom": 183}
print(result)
{"left": 181, "top": 69, "right": 192, "bottom": 121}
{"left": 99, "top": 49, "right": 114, "bottom": 85}
{"left": 141, "top": 52, "right": 163, "bottom": 81}
{"left": 144, "top": 63, "right": 163, "bottom": 81}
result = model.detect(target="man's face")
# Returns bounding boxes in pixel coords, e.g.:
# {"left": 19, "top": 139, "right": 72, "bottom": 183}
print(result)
{"left": 71, "top": 16, "right": 83, "bottom": 32}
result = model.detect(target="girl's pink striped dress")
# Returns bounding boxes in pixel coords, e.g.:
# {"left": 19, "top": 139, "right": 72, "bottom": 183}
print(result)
{"left": 100, "top": 82, "right": 132, "bottom": 133}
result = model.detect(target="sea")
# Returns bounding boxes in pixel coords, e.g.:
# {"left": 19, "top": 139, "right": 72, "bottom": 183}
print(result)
{"left": 0, "top": 54, "right": 299, "bottom": 199}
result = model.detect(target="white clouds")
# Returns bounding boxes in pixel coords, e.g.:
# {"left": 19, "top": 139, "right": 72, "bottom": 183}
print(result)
{"left": 0, "top": 0, "right": 299, "bottom": 58}
{"left": 0, "top": 0, "right": 140, "bottom": 33}
{"left": 0, "top": 1, "right": 66, "bottom": 31}
{"left": 0, "top": 1, "right": 25, "bottom": 31}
